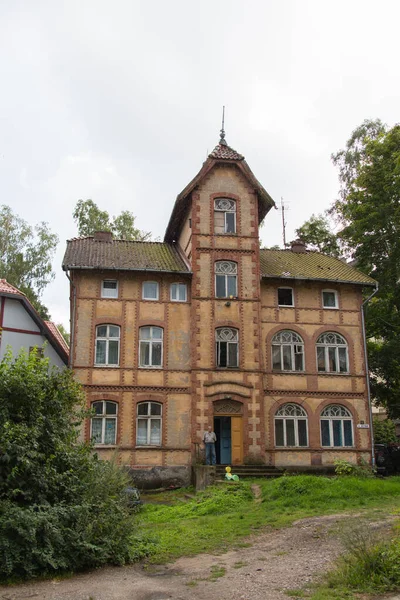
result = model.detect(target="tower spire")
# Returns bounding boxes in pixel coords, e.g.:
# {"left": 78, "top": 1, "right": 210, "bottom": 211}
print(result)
{"left": 219, "top": 105, "right": 227, "bottom": 146}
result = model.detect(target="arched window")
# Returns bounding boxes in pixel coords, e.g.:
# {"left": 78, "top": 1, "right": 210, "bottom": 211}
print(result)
{"left": 95, "top": 325, "right": 120, "bottom": 366}
{"left": 215, "top": 261, "right": 238, "bottom": 298}
{"left": 137, "top": 402, "right": 162, "bottom": 445}
{"left": 139, "top": 326, "right": 163, "bottom": 367}
{"left": 91, "top": 401, "right": 118, "bottom": 445}
{"left": 320, "top": 405, "right": 353, "bottom": 447}
{"left": 316, "top": 332, "right": 348, "bottom": 373}
{"left": 272, "top": 330, "right": 304, "bottom": 371}
{"left": 275, "top": 403, "right": 308, "bottom": 447}
{"left": 214, "top": 198, "right": 236, "bottom": 234}
{"left": 216, "top": 327, "right": 239, "bottom": 368}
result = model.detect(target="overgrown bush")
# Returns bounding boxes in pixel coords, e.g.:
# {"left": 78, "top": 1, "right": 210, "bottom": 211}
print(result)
{"left": 334, "top": 458, "right": 374, "bottom": 478}
{"left": 0, "top": 350, "right": 152, "bottom": 580}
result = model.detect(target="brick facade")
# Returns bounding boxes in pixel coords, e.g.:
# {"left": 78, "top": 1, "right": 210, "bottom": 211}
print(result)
{"left": 66, "top": 141, "right": 374, "bottom": 471}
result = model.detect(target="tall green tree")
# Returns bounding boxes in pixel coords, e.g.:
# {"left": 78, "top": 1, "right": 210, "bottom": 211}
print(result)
{"left": 0, "top": 206, "right": 58, "bottom": 319}
{"left": 73, "top": 199, "right": 151, "bottom": 241}
{"left": 331, "top": 120, "right": 400, "bottom": 417}
{"left": 295, "top": 213, "right": 341, "bottom": 257}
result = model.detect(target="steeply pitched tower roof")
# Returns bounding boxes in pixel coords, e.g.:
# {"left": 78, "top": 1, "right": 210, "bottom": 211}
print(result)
{"left": 208, "top": 142, "right": 244, "bottom": 161}
{"left": 164, "top": 134, "right": 274, "bottom": 242}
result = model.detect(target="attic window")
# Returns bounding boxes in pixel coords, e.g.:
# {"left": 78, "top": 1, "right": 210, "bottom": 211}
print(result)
{"left": 278, "top": 288, "right": 294, "bottom": 307}
{"left": 102, "top": 280, "right": 118, "bottom": 298}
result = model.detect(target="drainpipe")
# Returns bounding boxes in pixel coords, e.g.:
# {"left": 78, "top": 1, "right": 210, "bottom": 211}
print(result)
{"left": 65, "top": 271, "right": 76, "bottom": 369}
{"left": 361, "top": 284, "right": 379, "bottom": 468}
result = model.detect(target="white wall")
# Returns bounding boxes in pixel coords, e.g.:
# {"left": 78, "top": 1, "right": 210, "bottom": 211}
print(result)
{"left": 3, "top": 298, "right": 40, "bottom": 331}
{"left": 0, "top": 298, "right": 65, "bottom": 368}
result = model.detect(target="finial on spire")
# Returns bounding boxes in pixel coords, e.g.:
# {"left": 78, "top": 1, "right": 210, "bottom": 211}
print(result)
{"left": 219, "top": 105, "right": 227, "bottom": 146}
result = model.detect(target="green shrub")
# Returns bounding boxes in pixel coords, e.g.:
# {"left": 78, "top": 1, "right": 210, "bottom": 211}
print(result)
{"left": 0, "top": 350, "right": 152, "bottom": 580}
{"left": 334, "top": 458, "right": 374, "bottom": 478}
{"left": 373, "top": 418, "right": 398, "bottom": 444}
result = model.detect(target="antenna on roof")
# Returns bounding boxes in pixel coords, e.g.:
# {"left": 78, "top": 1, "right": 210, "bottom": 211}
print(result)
{"left": 219, "top": 106, "right": 227, "bottom": 146}
{"left": 278, "top": 197, "right": 290, "bottom": 248}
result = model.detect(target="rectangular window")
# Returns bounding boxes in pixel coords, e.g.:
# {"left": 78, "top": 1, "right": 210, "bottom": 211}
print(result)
{"left": 225, "top": 212, "right": 236, "bottom": 233}
{"left": 29, "top": 346, "right": 44, "bottom": 357}
{"left": 298, "top": 420, "right": 308, "bottom": 446}
{"left": 317, "top": 347, "right": 326, "bottom": 372}
{"left": 102, "top": 280, "right": 118, "bottom": 298}
{"left": 278, "top": 288, "right": 294, "bottom": 306}
{"left": 95, "top": 340, "right": 106, "bottom": 365}
{"left": 137, "top": 419, "right": 148, "bottom": 445}
{"left": 343, "top": 420, "right": 353, "bottom": 446}
{"left": 282, "top": 345, "right": 292, "bottom": 370}
{"left": 333, "top": 420, "right": 342, "bottom": 446}
{"left": 170, "top": 283, "right": 187, "bottom": 302}
{"left": 286, "top": 419, "right": 295, "bottom": 446}
{"left": 216, "top": 274, "right": 227, "bottom": 298}
{"left": 338, "top": 347, "right": 348, "bottom": 372}
{"left": 107, "top": 340, "right": 119, "bottom": 365}
{"left": 323, "top": 290, "right": 338, "bottom": 309}
{"left": 91, "top": 418, "right": 103, "bottom": 443}
{"left": 272, "top": 346, "right": 281, "bottom": 370}
{"left": 275, "top": 419, "right": 284, "bottom": 446}
{"left": 150, "top": 420, "right": 161, "bottom": 444}
{"left": 328, "top": 347, "right": 337, "bottom": 372}
{"left": 143, "top": 281, "right": 159, "bottom": 300}
{"left": 104, "top": 419, "right": 116, "bottom": 444}
{"left": 321, "top": 420, "right": 330, "bottom": 446}
{"left": 216, "top": 341, "right": 238, "bottom": 368}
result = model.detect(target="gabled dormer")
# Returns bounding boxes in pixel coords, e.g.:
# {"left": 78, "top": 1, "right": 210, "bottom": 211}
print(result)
{"left": 164, "top": 131, "right": 275, "bottom": 261}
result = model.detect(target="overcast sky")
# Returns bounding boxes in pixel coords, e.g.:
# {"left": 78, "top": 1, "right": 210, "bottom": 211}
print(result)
{"left": 1, "top": 0, "right": 399, "bottom": 328}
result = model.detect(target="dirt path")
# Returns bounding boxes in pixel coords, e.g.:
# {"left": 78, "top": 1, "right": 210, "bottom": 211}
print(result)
{"left": 0, "top": 514, "right": 394, "bottom": 600}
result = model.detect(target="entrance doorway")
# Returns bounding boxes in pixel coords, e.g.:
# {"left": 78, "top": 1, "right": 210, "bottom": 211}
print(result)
{"left": 214, "top": 415, "right": 243, "bottom": 465}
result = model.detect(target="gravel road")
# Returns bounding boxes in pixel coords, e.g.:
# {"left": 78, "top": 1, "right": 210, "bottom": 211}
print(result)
{"left": 0, "top": 513, "right": 395, "bottom": 600}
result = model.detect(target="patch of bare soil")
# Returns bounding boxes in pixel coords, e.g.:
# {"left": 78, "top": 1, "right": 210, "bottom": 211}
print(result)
{"left": 0, "top": 514, "right": 394, "bottom": 600}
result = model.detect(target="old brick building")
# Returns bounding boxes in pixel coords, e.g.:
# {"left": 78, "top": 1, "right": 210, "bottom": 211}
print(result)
{"left": 63, "top": 133, "right": 376, "bottom": 482}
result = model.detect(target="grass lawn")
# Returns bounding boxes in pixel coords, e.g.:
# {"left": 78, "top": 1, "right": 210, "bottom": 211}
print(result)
{"left": 137, "top": 475, "right": 400, "bottom": 563}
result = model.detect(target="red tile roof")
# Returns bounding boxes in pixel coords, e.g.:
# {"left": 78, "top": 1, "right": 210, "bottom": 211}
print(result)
{"left": 208, "top": 143, "right": 244, "bottom": 161}
{"left": 45, "top": 322, "right": 70, "bottom": 353}
{"left": 0, "top": 279, "right": 69, "bottom": 363}
{"left": 0, "top": 279, "right": 24, "bottom": 296}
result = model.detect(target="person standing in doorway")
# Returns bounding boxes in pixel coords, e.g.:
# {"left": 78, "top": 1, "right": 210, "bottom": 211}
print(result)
{"left": 203, "top": 425, "right": 217, "bottom": 466}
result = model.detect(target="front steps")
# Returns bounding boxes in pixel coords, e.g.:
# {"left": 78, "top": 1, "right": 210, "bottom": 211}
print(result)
{"left": 215, "top": 464, "right": 283, "bottom": 479}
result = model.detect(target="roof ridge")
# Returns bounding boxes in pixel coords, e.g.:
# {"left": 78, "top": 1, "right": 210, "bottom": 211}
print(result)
{"left": 67, "top": 237, "right": 174, "bottom": 246}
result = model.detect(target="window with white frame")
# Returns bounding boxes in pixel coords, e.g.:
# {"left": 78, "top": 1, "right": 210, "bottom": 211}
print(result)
{"left": 316, "top": 332, "right": 348, "bottom": 373}
{"left": 101, "top": 280, "right": 118, "bottom": 298}
{"left": 320, "top": 405, "right": 353, "bottom": 447}
{"left": 136, "top": 401, "right": 162, "bottom": 445}
{"left": 170, "top": 283, "right": 187, "bottom": 302}
{"left": 214, "top": 198, "right": 236, "bottom": 234}
{"left": 278, "top": 287, "right": 294, "bottom": 307}
{"left": 215, "top": 261, "right": 238, "bottom": 298}
{"left": 139, "top": 326, "right": 163, "bottom": 367}
{"left": 322, "top": 290, "right": 338, "bottom": 309}
{"left": 142, "top": 281, "right": 159, "bottom": 300}
{"left": 272, "top": 330, "right": 304, "bottom": 371}
{"left": 216, "top": 327, "right": 239, "bottom": 368}
{"left": 95, "top": 325, "right": 120, "bottom": 366}
{"left": 275, "top": 403, "right": 308, "bottom": 447}
{"left": 91, "top": 401, "right": 118, "bottom": 445}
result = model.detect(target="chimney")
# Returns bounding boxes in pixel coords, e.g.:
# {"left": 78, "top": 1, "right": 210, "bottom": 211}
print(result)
{"left": 291, "top": 239, "right": 307, "bottom": 253}
{"left": 94, "top": 231, "right": 113, "bottom": 242}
